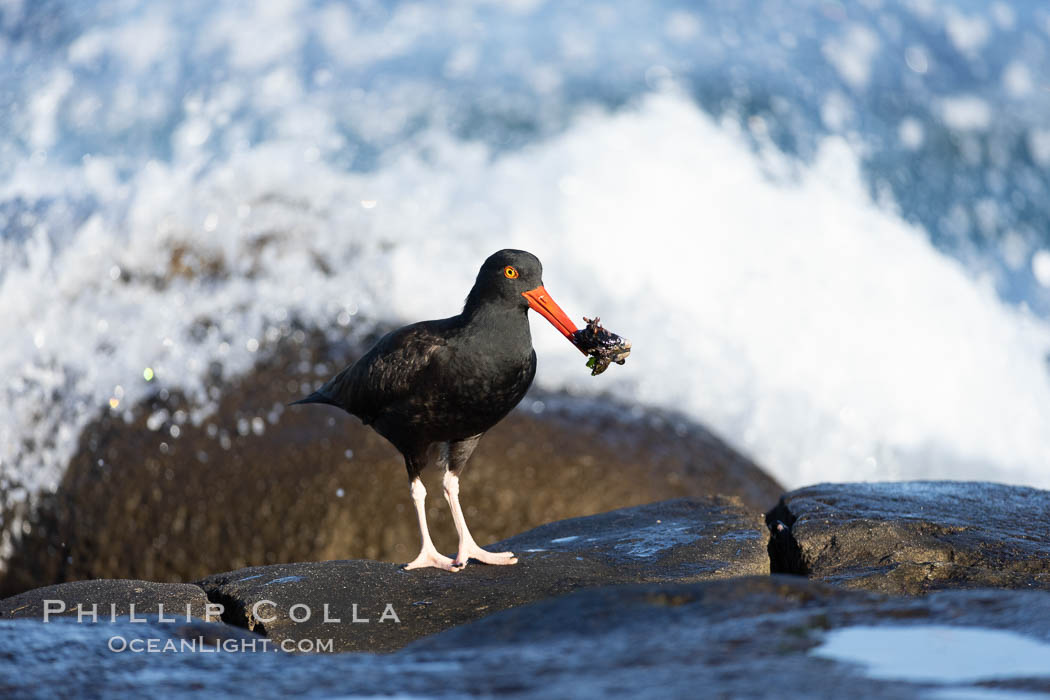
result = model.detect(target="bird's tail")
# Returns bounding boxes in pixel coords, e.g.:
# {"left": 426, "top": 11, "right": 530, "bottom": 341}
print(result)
{"left": 288, "top": 390, "right": 338, "bottom": 408}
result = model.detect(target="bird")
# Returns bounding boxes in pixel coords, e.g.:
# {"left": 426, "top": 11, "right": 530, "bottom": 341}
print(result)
{"left": 291, "top": 249, "right": 583, "bottom": 571}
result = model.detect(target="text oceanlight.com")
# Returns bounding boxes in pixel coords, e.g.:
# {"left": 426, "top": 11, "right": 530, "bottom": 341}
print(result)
{"left": 108, "top": 636, "right": 335, "bottom": 653}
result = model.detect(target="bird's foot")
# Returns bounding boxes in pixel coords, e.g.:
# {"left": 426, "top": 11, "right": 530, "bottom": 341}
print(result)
{"left": 403, "top": 549, "right": 459, "bottom": 572}
{"left": 454, "top": 544, "right": 518, "bottom": 568}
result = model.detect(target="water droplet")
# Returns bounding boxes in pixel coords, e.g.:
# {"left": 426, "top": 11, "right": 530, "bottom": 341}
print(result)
{"left": 146, "top": 410, "right": 168, "bottom": 432}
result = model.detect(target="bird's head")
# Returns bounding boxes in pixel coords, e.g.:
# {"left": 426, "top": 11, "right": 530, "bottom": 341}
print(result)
{"left": 466, "top": 249, "right": 580, "bottom": 341}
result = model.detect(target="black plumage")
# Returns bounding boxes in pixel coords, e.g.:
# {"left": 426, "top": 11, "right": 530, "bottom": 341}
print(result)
{"left": 292, "top": 249, "right": 580, "bottom": 571}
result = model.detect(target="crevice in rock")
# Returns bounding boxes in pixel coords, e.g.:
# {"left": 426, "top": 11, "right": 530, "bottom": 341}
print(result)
{"left": 196, "top": 583, "right": 269, "bottom": 638}
{"left": 764, "top": 498, "right": 807, "bottom": 576}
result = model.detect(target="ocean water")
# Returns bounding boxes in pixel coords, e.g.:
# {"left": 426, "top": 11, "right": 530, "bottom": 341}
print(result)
{"left": 2, "top": 0, "right": 1050, "bottom": 542}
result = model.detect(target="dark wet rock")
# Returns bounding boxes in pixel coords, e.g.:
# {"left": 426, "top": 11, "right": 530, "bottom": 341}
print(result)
{"left": 767, "top": 481, "right": 1050, "bottom": 594}
{"left": 1, "top": 330, "right": 782, "bottom": 596}
{"left": 197, "top": 498, "right": 768, "bottom": 652}
{"left": 5, "top": 576, "right": 1050, "bottom": 699}
{"left": 0, "top": 579, "right": 215, "bottom": 622}
{"left": 412, "top": 575, "right": 1050, "bottom": 655}
{"left": 0, "top": 616, "right": 265, "bottom": 698}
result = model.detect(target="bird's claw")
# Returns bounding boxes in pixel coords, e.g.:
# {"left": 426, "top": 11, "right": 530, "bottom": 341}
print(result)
{"left": 455, "top": 547, "right": 518, "bottom": 567}
{"left": 403, "top": 550, "right": 459, "bottom": 572}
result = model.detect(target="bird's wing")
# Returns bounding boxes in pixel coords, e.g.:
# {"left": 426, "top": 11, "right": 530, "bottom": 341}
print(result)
{"left": 318, "top": 321, "right": 451, "bottom": 424}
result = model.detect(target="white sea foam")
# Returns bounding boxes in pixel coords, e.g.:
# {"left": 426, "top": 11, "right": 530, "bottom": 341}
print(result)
{"left": 0, "top": 144, "right": 396, "bottom": 497}
{"left": 945, "top": 10, "right": 991, "bottom": 55}
{"left": 382, "top": 93, "right": 1050, "bottom": 489}
{"left": 939, "top": 95, "right": 993, "bottom": 132}
{"left": 821, "top": 24, "right": 880, "bottom": 90}
{"left": 3, "top": 91, "right": 1050, "bottom": 523}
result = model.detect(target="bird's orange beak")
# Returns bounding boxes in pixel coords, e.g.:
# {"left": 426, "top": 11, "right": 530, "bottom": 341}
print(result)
{"left": 523, "top": 286, "right": 584, "bottom": 351}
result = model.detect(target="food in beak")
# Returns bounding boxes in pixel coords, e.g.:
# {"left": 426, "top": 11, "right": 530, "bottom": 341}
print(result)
{"left": 570, "top": 316, "right": 631, "bottom": 376}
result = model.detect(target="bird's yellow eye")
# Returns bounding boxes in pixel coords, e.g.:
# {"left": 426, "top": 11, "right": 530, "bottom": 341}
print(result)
{"left": 504, "top": 266, "right": 519, "bottom": 279}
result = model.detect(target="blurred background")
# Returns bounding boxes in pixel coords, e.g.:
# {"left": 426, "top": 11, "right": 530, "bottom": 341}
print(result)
{"left": 1, "top": 0, "right": 1050, "bottom": 589}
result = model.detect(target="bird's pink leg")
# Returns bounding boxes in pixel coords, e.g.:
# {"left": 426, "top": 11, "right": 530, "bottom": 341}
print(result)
{"left": 404, "top": 477, "right": 457, "bottom": 571}
{"left": 442, "top": 469, "right": 518, "bottom": 569}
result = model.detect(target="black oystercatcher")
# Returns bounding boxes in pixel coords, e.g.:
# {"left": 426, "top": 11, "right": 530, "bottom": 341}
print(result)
{"left": 292, "top": 249, "right": 584, "bottom": 571}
